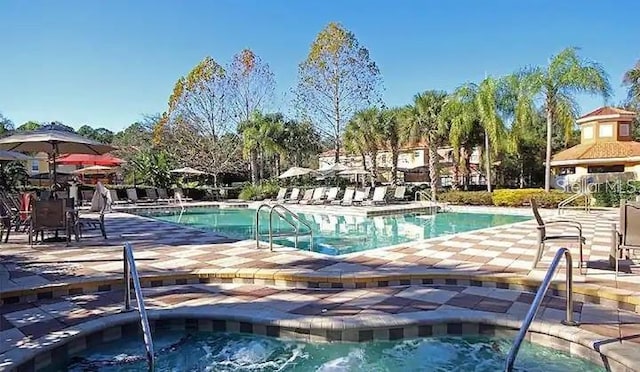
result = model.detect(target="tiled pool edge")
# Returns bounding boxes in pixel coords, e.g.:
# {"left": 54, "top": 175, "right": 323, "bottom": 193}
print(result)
{"left": 4, "top": 311, "right": 635, "bottom": 372}
{"left": 3, "top": 273, "right": 639, "bottom": 315}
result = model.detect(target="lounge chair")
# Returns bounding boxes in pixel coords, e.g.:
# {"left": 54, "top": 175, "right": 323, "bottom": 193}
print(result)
{"left": 157, "top": 188, "right": 171, "bottom": 201}
{"left": 295, "top": 189, "right": 314, "bottom": 204}
{"left": 302, "top": 187, "right": 324, "bottom": 205}
{"left": 126, "top": 188, "right": 153, "bottom": 204}
{"left": 393, "top": 186, "right": 407, "bottom": 202}
{"left": 285, "top": 188, "right": 301, "bottom": 203}
{"left": 29, "top": 199, "right": 71, "bottom": 246}
{"left": 322, "top": 187, "right": 340, "bottom": 204}
{"left": 612, "top": 200, "right": 640, "bottom": 276}
{"left": 352, "top": 189, "right": 367, "bottom": 205}
{"left": 362, "top": 186, "right": 388, "bottom": 206}
{"left": 275, "top": 188, "right": 287, "bottom": 202}
{"left": 333, "top": 187, "right": 354, "bottom": 205}
{"left": 146, "top": 188, "right": 168, "bottom": 204}
{"left": 531, "top": 198, "right": 585, "bottom": 270}
{"left": 109, "top": 189, "right": 128, "bottom": 205}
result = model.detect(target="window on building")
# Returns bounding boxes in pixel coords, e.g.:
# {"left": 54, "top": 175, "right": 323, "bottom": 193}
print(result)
{"left": 620, "top": 123, "right": 630, "bottom": 137}
{"left": 587, "top": 165, "right": 625, "bottom": 173}
{"left": 380, "top": 154, "right": 387, "bottom": 164}
{"left": 31, "top": 160, "right": 39, "bottom": 173}
{"left": 413, "top": 151, "right": 420, "bottom": 158}
{"left": 598, "top": 124, "right": 613, "bottom": 137}
{"left": 583, "top": 126, "right": 594, "bottom": 139}
{"left": 559, "top": 167, "right": 576, "bottom": 175}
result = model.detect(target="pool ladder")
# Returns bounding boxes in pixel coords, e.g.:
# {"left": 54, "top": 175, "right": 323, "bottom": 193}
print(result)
{"left": 123, "top": 242, "right": 156, "bottom": 371}
{"left": 255, "top": 203, "right": 313, "bottom": 251}
{"left": 504, "top": 248, "right": 578, "bottom": 371}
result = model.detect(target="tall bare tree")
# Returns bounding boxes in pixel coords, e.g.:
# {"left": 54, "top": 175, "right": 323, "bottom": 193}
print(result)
{"left": 295, "top": 22, "right": 382, "bottom": 163}
{"left": 227, "top": 49, "right": 275, "bottom": 124}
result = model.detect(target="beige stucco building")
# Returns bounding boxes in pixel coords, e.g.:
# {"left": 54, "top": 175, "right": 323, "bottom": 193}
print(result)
{"left": 551, "top": 107, "right": 640, "bottom": 186}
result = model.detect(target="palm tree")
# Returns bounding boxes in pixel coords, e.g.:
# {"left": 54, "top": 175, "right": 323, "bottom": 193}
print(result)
{"left": 381, "top": 107, "right": 404, "bottom": 185}
{"left": 500, "top": 73, "right": 539, "bottom": 188}
{"left": 403, "top": 91, "right": 448, "bottom": 201}
{"left": 446, "top": 78, "right": 506, "bottom": 193}
{"left": 239, "top": 112, "right": 284, "bottom": 184}
{"left": 525, "top": 47, "right": 611, "bottom": 191}
{"left": 344, "top": 108, "right": 385, "bottom": 184}
{"left": 623, "top": 60, "right": 640, "bottom": 105}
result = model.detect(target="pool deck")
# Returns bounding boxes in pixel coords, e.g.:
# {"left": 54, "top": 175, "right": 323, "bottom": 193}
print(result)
{"left": 1, "top": 203, "right": 639, "bottom": 370}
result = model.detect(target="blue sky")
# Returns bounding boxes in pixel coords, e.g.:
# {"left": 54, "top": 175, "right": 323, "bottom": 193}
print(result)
{"left": 0, "top": 0, "right": 638, "bottom": 132}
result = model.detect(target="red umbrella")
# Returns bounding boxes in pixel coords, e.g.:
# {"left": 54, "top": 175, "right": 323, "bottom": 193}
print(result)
{"left": 56, "top": 153, "right": 125, "bottom": 166}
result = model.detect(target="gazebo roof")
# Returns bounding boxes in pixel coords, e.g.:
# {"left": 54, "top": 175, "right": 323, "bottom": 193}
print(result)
{"left": 550, "top": 141, "right": 640, "bottom": 166}
{"left": 576, "top": 106, "right": 636, "bottom": 124}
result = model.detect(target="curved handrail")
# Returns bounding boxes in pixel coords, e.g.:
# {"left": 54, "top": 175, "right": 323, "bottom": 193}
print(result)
{"left": 123, "top": 243, "right": 155, "bottom": 371}
{"left": 504, "top": 247, "right": 577, "bottom": 371}
{"left": 415, "top": 190, "right": 432, "bottom": 202}
{"left": 255, "top": 203, "right": 273, "bottom": 248}
{"left": 268, "top": 207, "right": 301, "bottom": 251}
{"left": 272, "top": 204, "right": 313, "bottom": 236}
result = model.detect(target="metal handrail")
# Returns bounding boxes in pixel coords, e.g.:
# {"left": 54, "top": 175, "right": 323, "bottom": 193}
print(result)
{"left": 270, "top": 204, "right": 313, "bottom": 252}
{"left": 123, "top": 243, "right": 155, "bottom": 371}
{"left": 255, "top": 203, "right": 273, "bottom": 248}
{"left": 415, "top": 190, "right": 433, "bottom": 202}
{"left": 504, "top": 247, "right": 578, "bottom": 371}
{"left": 558, "top": 192, "right": 590, "bottom": 215}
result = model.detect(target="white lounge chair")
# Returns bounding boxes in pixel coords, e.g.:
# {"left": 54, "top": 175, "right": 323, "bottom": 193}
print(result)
{"left": 285, "top": 188, "right": 301, "bottom": 203}
{"left": 301, "top": 187, "right": 324, "bottom": 205}
{"left": 333, "top": 188, "right": 354, "bottom": 205}
{"left": 393, "top": 186, "right": 407, "bottom": 202}
{"left": 362, "top": 186, "right": 388, "bottom": 206}
{"left": 295, "top": 189, "right": 314, "bottom": 204}
{"left": 322, "top": 187, "right": 340, "bottom": 204}
{"left": 275, "top": 188, "right": 287, "bottom": 202}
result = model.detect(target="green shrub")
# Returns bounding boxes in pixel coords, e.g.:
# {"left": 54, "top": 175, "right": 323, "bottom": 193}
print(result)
{"left": 238, "top": 179, "right": 281, "bottom": 201}
{"left": 439, "top": 191, "right": 493, "bottom": 205}
{"left": 239, "top": 184, "right": 261, "bottom": 201}
{"left": 492, "top": 189, "right": 575, "bottom": 208}
{"left": 593, "top": 181, "right": 640, "bottom": 207}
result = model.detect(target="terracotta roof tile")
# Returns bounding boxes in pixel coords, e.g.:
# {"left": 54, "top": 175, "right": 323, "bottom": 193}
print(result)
{"left": 552, "top": 141, "right": 640, "bottom": 162}
{"left": 579, "top": 106, "right": 636, "bottom": 120}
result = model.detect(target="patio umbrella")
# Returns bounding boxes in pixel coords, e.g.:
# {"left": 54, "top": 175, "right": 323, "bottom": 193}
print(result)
{"left": 0, "top": 124, "right": 115, "bottom": 184}
{"left": 338, "top": 168, "right": 371, "bottom": 176}
{"left": 57, "top": 153, "right": 125, "bottom": 166}
{"left": 169, "top": 167, "right": 207, "bottom": 175}
{"left": 278, "top": 167, "right": 317, "bottom": 179}
{"left": 72, "top": 165, "right": 116, "bottom": 175}
{"left": 0, "top": 150, "right": 31, "bottom": 161}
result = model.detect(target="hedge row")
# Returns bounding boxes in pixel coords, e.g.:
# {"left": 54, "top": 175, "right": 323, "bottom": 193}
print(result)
{"left": 439, "top": 189, "right": 578, "bottom": 208}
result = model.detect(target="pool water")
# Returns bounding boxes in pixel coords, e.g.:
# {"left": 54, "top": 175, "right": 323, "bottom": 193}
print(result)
{"left": 146, "top": 209, "right": 529, "bottom": 255}
{"left": 62, "top": 331, "right": 604, "bottom": 371}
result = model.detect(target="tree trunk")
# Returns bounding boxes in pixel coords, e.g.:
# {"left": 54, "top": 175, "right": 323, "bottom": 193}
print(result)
{"left": 463, "top": 148, "right": 471, "bottom": 191}
{"left": 451, "top": 148, "right": 460, "bottom": 191}
{"left": 334, "top": 136, "right": 340, "bottom": 164}
{"left": 370, "top": 150, "right": 378, "bottom": 187}
{"left": 274, "top": 154, "right": 281, "bottom": 176}
{"left": 428, "top": 143, "right": 439, "bottom": 201}
{"left": 544, "top": 105, "right": 553, "bottom": 192}
{"left": 519, "top": 157, "right": 525, "bottom": 188}
{"left": 391, "top": 147, "right": 399, "bottom": 185}
{"left": 484, "top": 130, "right": 492, "bottom": 193}
{"left": 250, "top": 149, "right": 259, "bottom": 185}
{"left": 213, "top": 173, "right": 218, "bottom": 188}
{"left": 259, "top": 150, "right": 265, "bottom": 181}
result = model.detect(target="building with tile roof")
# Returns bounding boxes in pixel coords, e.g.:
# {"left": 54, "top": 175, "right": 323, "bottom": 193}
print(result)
{"left": 551, "top": 106, "right": 639, "bottom": 186}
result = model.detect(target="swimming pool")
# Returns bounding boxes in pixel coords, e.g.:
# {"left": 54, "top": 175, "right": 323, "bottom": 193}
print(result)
{"left": 142, "top": 208, "right": 529, "bottom": 255}
{"left": 63, "top": 331, "right": 604, "bottom": 371}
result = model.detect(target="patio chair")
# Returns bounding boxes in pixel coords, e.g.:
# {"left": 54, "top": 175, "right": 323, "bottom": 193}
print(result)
{"left": 362, "top": 186, "right": 388, "bottom": 206}
{"left": 146, "top": 188, "right": 165, "bottom": 203}
{"left": 78, "top": 192, "right": 108, "bottom": 239}
{"left": 81, "top": 190, "right": 94, "bottom": 206}
{"left": 531, "top": 198, "right": 585, "bottom": 270}
{"left": 295, "top": 189, "right": 314, "bottom": 204}
{"left": 126, "top": 188, "right": 153, "bottom": 204}
{"left": 322, "top": 187, "right": 340, "bottom": 204}
{"left": 333, "top": 187, "right": 354, "bottom": 205}
{"left": 393, "top": 186, "right": 407, "bottom": 202}
{"left": 275, "top": 187, "right": 287, "bottom": 202}
{"left": 612, "top": 200, "right": 640, "bottom": 276}
{"left": 54, "top": 190, "right": 68, "bottom": 200}
{"left": 0, "top": 192, "right": 26, "bottom": 242}
{"left": 173, "top": 188, "right": 193, "bottom": 202}
{"left": 284, "top": 188, "right": 300, "bottom": 203}
{"left": 109, "top": 189, "right": 128, "bottom": 205}
{"left": 157, "top": 188, "right": 171, "bottom": 201}
{"left": 29, "top": 199, "right": 71, "bottom": 246}
{"left": 352, "top": 188, "right": 368, "bottom": 205}
{"left": 303, "top": 187, "right": 324, "bottom": 205}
